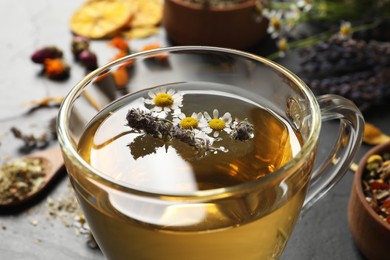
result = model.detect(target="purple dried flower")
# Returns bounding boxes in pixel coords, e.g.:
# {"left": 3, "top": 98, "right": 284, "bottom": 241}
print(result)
{"left": 31, "top": 46, "right": 63, "bottom": 64}
{"left": 79, "top": 50, "right": 98, "bottom": 70}
{"left": 71, "top": 36, "right": 90, "bottom": 60}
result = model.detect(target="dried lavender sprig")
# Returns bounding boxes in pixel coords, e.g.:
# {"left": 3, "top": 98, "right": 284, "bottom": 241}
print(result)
{"left": 126, "top": 108, "right": 252, "bottom": 153}
{"left": 170, "top": 125, "right": 223, "bottom": 153}
{"left": 126, "top": 108, "right": 171, "bottom": 139}
{"left": 126, "top": 108, "right": 221, "bottom": 152}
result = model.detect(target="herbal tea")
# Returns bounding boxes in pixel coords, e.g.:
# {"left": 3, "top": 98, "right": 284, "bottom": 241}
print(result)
{"left": 74, "top": 82, "right": 312, "bottom": 260}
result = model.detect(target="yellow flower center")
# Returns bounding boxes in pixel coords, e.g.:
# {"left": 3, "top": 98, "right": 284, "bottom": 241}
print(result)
{"left": 277, "top": 38, "right": 288, "bottom": 52}
{"left": 154, "top": 93, "right": 173, "bottom": 107}
{"left": 209, "top": 118, "right": 225, "bottom": 131}
{"left": 271, "top": 17, "right": 281, "bottom": 30}
{"left": 181, "top": 117, "right": 198, "bottom": 129}
{"left": 340, "top": 25, "right": 351, "bottom": 36}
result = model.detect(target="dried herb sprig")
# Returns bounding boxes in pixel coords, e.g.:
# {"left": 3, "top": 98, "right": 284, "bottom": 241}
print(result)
{"left": 126, "top": 108, "right": 172, "bottom": 139}
{"left": 125, "top": 108, "right": 253, "bottom": 154}
{"left": 11, "top": 127, "right": 51, "bottom": 151}
{"left": 126, "top": 108, "right": 217, "bottom": 152}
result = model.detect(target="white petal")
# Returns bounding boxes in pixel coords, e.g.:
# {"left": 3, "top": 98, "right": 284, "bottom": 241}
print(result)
{"left": 156, "top": 111, "right": 168, "bottom": 119}
{"left": 213, "top": 131, "right": 220, "bottom": 138}
{"left": 198, "top": 121, "right": 208, "bottom": 129}
{"left": 167, "top": 89, "right": 175, "bottom": 95}
{"left": 203, "top": 127, "right": 212, "bottom": 134}
{"left": 196, "top": 113, "right": 203, "bottom": 120}
{"left": 224, "top": 128, "right": 232, "bottom": 134}
{"left": 222, "top": 112, "right": 232, "bottom": 122}
{"left": 204, "top": 112, "right": 212, "bottom": 121}
{"left": 174, "top": 97, "right": 183, "bottom": 105}
{"left": 148, "top": 91, "right": 156, "bottom": 98}
{"left": 172, "top": 108, "right": 182, "bottom": 115}
{"left": 190, "top": 112, "right": 198, "bottom": 119}
{"left": 156, "top": 88, "right": 166, "bottom": 94}
{"left": 177, "top": 113, "right": 185, "bottom": 119}
{"left": 144, "top": 98, "right": 154, "bottom": 105}
{"left": 213, "top": 109, "right": 219, "bottom": 119}
{"left": 153, "top": 106, "right": 163, "bottom": 112}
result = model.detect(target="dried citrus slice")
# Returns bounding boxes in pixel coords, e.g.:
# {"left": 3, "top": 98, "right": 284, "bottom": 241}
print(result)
{"left": 363, "top": 123, "right": 390, "bottom": 145}
{"left": 70, "top": 0, "right": 134, "bottom": 39}
{"left": 125, "top": 0, "right": 162, "bottom": 28}
{"left": 122, "top": 26, "right": 159, "bottom": 39}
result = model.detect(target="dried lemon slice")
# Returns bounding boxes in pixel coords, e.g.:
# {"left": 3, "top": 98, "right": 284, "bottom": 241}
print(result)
{"left": 122, "top": 26, "right": 159, "bottom": 39}
{"left": 131, "top": 0, "right": 162, "bottom": 28}
{"left": 70, "top": 0, "right": 134, "bottom": 39}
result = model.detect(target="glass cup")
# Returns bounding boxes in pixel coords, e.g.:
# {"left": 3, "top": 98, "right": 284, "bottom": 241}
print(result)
{"left": 57, "top": 46, "right": 364, "bottom": 259}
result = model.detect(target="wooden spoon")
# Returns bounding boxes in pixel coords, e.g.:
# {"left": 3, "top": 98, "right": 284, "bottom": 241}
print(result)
{"left": 0, "top": 146, "right": 65, "bottom": 208}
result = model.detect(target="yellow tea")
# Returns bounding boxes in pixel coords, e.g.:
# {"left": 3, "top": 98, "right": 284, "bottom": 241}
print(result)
{"left": 74, "top": 82, "right": 312, "bottom": 260}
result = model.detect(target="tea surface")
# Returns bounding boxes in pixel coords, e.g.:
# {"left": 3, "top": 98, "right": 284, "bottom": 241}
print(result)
{"left": 79, "top": 82, "right": 302, "bottom": 193}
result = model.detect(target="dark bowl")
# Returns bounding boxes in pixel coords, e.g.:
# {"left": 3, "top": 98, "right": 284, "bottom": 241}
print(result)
{"left": 348, "top": 142, "right": 390, "bottom": 260}
{"left": 162, "top": 0, "right": 268, "bottom": 50}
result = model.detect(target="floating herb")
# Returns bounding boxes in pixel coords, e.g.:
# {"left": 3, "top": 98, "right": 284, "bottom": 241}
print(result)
{"left": 125, "top": 88, "right": 254, "bottom": 157}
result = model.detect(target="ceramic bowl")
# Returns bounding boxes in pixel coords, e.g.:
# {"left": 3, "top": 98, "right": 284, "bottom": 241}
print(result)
{"left": 348, "top": 141, "right": 390, "bottom": 260}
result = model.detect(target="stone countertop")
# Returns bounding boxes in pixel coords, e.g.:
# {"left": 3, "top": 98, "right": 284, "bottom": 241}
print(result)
{"left": 0, "top": 1, "right": 387, "bottom": 259}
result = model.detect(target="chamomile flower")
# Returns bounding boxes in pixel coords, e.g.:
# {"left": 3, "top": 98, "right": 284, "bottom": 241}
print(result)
{"left": 265, "top": 10, "right": 283, "bottom": 39}
{"left": 201, "top": 109, "right": 232, "bottom": 137}
{"left": 297, "top": 0, "right": 313, "bottom": 13}
{"left": 173, "top": 112, "right": 203, "bottom": 130}
{"left": 339, "top": 21, "right": 352, "bottom": 38}
{"left": 144, "top": 88, "right": 183, "bottom": 114}
{"left": 277, "top": 37, "right": 288, "bottom": 57}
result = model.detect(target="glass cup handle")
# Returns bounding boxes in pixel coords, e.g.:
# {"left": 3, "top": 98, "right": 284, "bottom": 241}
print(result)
{"left": 301, "top": 94, "right": 364, "bottom": 215}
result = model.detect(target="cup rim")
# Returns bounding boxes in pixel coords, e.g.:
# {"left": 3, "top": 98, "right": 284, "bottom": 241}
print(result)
{"left": 354, "top": 141, "right": 390, "bottom": 232}
{"left": 57, "top": 46, "right": 321, "bottom": 199}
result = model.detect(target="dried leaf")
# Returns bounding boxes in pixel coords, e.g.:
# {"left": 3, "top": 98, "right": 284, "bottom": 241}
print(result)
{"left": 363, "top": 123, "right": 390, "bottom": 145}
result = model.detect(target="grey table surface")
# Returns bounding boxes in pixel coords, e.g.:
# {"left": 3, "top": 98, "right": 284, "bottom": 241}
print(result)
{"left": 0, "top": 1, "right": 387, "bottom": 259}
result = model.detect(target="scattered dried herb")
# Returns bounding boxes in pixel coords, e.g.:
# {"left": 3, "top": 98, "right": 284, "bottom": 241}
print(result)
{"left": 78, "top": 50, "right": 98, "bottom": 71}
{"left": 140, "top": 43, "right": 169, "bottom": 61}
{"left": 43, "top": 58, "right": 70, "bottom": 80}
{"left": 71, "top": 36, "right": 90, "bottom": 60}
{"left": 31, "top": 46, "right": 71, "bottom": 80}
{"left": 31, "top": 46, "right": 63, "bottom": 64}
{"left": 25, "top": 96, "right": 64, "bottom": 114}
{"left": 112, "top": 66, "right": 129, "bottom": 88}
{"left": 10, "top": 118, "right": 57, "bottom": 152}
{"left": 362, "top": 153, "right": 390, "bottom": 225}
{"left": 11, "top": 127, "right": 51, "bottom": 151}
{"left": 108, "top": 36, "right": 130, "bottom": 54}
{"left": 0, "top": 158, "right": 46, "bottom": 205}
{"left": 45, "top": 181, "right": 98, "bottom": 249}
{"left": 70, "top": 35, "right": 99, "bottom": 72}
